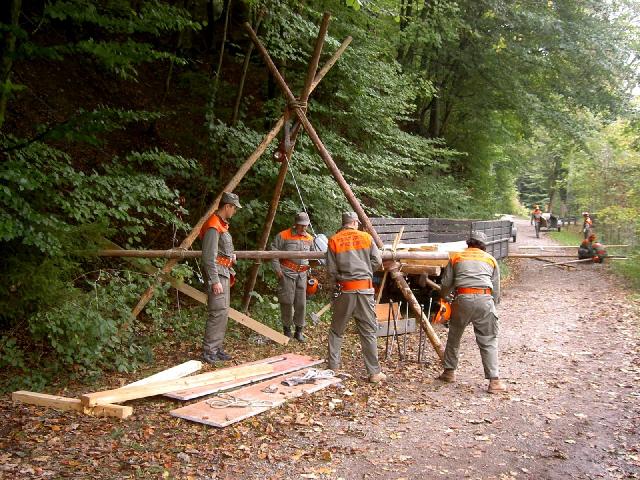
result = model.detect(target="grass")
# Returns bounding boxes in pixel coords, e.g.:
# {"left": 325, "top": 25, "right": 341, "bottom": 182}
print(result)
{"left": 549, "top": 226, "right": 640, "bottom": 291}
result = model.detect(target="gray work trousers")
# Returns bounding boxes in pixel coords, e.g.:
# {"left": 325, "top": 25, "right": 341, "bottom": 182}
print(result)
{"left": 327, "top": 293, "right": 381, "bottom": 375}
{"left": 278, "top": 272, "right": 307, "bottom": 328}
{"left": 204, "top": 275, "right": 230, "bottom": 355}
{"left": 443, "top": 294, "right": 499, "bottom": 379}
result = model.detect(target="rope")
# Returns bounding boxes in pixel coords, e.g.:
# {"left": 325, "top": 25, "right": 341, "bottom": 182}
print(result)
{"left": 205, "top": 392, "right": 276, "bottom": 409}
{"left": 284, "top": 153, "right": 316, "bottom": 237}
{"left": 287, "top": 99, "right": 307, "bottom": 112}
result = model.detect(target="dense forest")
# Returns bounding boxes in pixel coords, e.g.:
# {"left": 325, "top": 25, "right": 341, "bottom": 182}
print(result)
{"left": 1, "top": 0, "right": 639, "bottom": 389}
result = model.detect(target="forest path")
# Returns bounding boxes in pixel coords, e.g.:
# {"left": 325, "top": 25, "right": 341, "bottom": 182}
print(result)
{"left": 1, "top": 220, "right": 638, "bottom": 480}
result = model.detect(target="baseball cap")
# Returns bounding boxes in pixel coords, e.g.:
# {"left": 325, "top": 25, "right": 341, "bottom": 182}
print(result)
{"left": 295, "top": 212, "right": 311, "bottom": 226}
{"left": 221, "top": 191, "right": 242, "bottom": 208}
{"left": 342, "top": 211, "right": 361, "bottom": 226}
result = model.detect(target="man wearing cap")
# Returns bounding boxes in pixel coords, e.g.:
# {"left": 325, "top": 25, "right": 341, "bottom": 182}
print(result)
{"left": 199, "top": 191, "right": 241, "bottom": 363}
{"left": 326, "top": 212, "right": 385, "bottom": 383}
{"left": 271, "top": 212, "right": 315, "bottom": 342}
{"left": 437, "top": 231, "right": 506, "bottom": 394}
{"left": 531, "top": 205, "right": 542, "bottom": 238}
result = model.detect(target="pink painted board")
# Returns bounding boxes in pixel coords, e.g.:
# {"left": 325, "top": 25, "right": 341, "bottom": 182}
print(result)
{"left": 170, "top": 369, "right": 341, "bottom": 427}
{"left": 163, "top": 353, "right": 323, "bottom": 400}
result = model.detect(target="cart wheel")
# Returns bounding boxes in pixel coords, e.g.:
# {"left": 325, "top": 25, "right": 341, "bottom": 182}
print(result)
{"left": 512, "top": 235, "right": 516, "bottom": 243}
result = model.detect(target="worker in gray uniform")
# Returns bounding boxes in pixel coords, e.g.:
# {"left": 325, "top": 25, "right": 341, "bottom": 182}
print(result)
{"left": 199, "top": 191, "right": 241, "bottom": 363}
{"left": 271, "top": 212, "right": 315, "bottom": 342}
{"left": 326, "top": 212, "right": 385, "bottom": 383}
{"left": 437, "top": 231, "right": 506, "bottom": 393}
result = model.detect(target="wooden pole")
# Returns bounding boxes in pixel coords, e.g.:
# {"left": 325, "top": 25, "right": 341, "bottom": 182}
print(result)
{"left": 129, "top": 34, "right": 352, "bottom": 319}
{"left": 542, "top": 258, "right": 595, "bottom": 267}
{"left": 97, "top": 249, "right": 451, "bottom": 261}
{"left": 244, "top": 22, "right": 445, "bottom": 362}
{"left": 241, "top": 13, "right": 332, "bottom": 312}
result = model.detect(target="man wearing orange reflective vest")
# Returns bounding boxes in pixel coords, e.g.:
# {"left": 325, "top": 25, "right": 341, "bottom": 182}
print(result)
{"left": 199, "top": 191, "right": 241, "bottom": 363}
{"left": 437, "top": 231, "right": 506, "bottom": 393}
{"left": 271, "top": 212, "right": 315, "bottom": 342}
{"left": 326, "top": 212, "right": 385, "bottom": 383}
{"left": 531, "top": 205, "right": 543, "bottom": 238}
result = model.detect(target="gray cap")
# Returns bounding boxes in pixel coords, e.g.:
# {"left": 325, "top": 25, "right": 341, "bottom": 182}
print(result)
{"left": 342, "top": 211, "right": 361, "bottom": 226}
{"left": 221, "top": 191, "right": 242, "bottom": 208}
{"left": 294, "top": 211, "right": 310, "bottom": 226}
{"left": 468, "top": 230, "right": 488, "bottom": 244}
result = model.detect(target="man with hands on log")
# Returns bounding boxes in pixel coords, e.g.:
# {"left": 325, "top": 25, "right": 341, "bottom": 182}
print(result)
{"left": 326, "top": 212, "right": 386, "bottom": 384}
{"left": 436, "top": 231, "right": 506, "bottom": 394}
{"left": 199, "top": 191, "right": 241, "bottom": 364}
{"left": 271, "top": 212, "right": 315, "bottom": 342}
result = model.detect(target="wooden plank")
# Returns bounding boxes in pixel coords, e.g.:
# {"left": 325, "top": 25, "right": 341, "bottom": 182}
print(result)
{"left": 126, "top": 360, "right": 203, "bottom": 387}
{"left": 170, "top": 369, "right": 341, "bottom": 427}
{"left": 12, "top": 391, "right": 133, "bottom": 419}
{"left": 164, "top": 354, "right": 324, "bottom": 401}
{"left": 81, "top": 364, "right": 273, "bottom": 407}
{"left": 102, "top": 240, "right": 289, "bottom": 345}
{"left": 400, "top": 265, "right": 441, "bottom": 275}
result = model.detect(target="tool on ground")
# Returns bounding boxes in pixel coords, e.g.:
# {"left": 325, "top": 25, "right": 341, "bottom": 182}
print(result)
{"left": 281, "top": 368, "right": 335, "bottom": 386}
{"left": 310, "top": 302, "right": 331, "bottom": 325}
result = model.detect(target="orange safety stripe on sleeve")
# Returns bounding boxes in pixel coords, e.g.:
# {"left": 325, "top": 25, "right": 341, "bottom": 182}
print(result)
{"left": 199, "top": 214, "right": 228, "bottom": 239}
{"left": 328, "top": 229, "right": 372, "bottom": 254}
{"left": 449, "top": 249, "right": 497, "bottom": 268}
{"left": 280, "top": 228, "right": 313, "bottom": 242}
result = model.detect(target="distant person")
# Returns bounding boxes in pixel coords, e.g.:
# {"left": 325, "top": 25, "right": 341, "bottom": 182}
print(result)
{"left": 582, "top": 212, "right": 593, "bottom": 239}
{"left": 530, "top": 205, "right": 542, "bottom": 238}
{"left": 271, "top": 212, "right": 315, "bottom": 342}
{"left": 437, "top": 231, "right": 506, "bottom": 394}
{"left": 578, "top": 233, "right": 596, "bottom": 260}
{"left": 326, "top": 212, "right": 385, "bottom": 383}
{"left": 199, "top": 192, "right": 241, "bottom": 363}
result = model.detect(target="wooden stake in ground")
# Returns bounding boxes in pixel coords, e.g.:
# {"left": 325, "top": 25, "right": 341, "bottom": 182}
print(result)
{"left": 376, "top": 227, "right": 404, "bottom": 305}
{"left": 129, "top": 33, "right": 352, "bottom": 321}
{"left": 244, "top": 22, "right": 445, "bottom": 362}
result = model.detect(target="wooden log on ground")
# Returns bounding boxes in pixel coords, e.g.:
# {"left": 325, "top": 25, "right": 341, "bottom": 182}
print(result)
{"left": 12, "top": 391, "right": 133, "bottom": 419}
{"left": 81, "top": 364, "right": 273, "bottom": 407}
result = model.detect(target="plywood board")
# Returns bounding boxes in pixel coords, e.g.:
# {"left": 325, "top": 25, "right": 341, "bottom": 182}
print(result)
{"left": 81, "top": 363, "right": 272, "bottom": 406}
{"left": 376, "top": 318, "right": 416, "bottom": 337}
{"left": 164, "top": 353, "right": 324, "bottom": 400}
{"left": 170, "top": 369, "right": 341, "bottom": 427}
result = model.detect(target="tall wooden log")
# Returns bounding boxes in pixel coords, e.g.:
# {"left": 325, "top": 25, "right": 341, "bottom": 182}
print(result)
{"left": 240, "top": 13, "right": 332, "bottom": 312}
{"left": 129, "top": 35, "right": 352, "bottom": 320}
{"left": 244, "top": 22, "right": 445, "bottom": 362}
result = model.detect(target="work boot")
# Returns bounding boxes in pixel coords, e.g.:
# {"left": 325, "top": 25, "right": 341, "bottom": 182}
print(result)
{"left": 215, "top": 349, "right": 232, "bottom": 362}
{"left": 487, "top": 378, "right": 507, "bottom": 394}
{"left": 294, "top": 326, "right": 306, "bottom": 343}
{"left": 202, "top": 352, "right": 218, "bottom": 365}
{"left": 437, "top": 369, "right": 456, "bottom": 383}
{"left": 283, "top": 326, "right": 293, "bottom": 338}
{"left": 369, "top": 372, "right": 387, "bottom": 384}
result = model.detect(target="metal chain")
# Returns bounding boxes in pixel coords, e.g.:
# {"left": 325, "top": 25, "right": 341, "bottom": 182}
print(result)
{"left": 284, "top": 152, "right": 316, "bottom": 237}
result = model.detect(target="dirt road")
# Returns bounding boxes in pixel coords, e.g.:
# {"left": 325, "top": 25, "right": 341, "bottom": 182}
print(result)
{"left": 1, "top": 219, "right": 638, "bottom": 479}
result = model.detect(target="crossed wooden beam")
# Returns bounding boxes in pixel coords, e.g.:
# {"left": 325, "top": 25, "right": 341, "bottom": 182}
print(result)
{"left": 127, "top": 13, "right": 444, "bottom": 361}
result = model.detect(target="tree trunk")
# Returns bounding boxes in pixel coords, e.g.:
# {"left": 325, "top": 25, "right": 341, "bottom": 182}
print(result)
{"left": 0, "top": 0, "right": 22, "bottom": 131}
